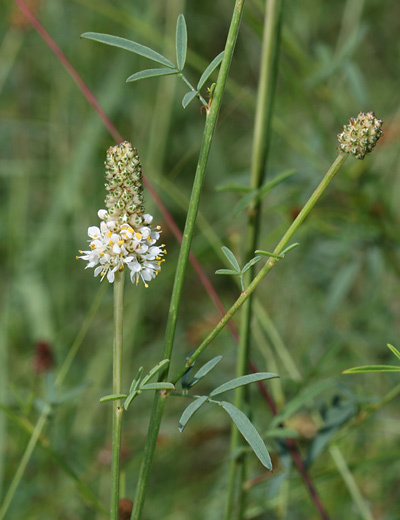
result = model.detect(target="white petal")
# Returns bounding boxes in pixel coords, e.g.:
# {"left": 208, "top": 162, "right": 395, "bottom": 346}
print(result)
{"left": 88, "top": 226, "right": 101, "bottom": 238}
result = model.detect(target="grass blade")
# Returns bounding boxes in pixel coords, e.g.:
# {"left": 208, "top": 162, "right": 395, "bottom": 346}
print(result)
{"left": 343, "top": 365, "right": 400, "bottom": 374}
{"left": 387, "top": 343, "right": 400, "bottom": 362}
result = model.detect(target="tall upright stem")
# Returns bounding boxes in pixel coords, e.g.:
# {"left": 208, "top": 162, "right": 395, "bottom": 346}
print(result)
{"left": 111, "top": 270, "right": 125, "bottom": 520}
{"left": 130, "top": 2, "right": 247, "bottom": 518}
{"left": 172, "top": 153, "right": 348, "bottom": 384}
{"left": 225, "top": 1, "right": 284, "bottom": 517}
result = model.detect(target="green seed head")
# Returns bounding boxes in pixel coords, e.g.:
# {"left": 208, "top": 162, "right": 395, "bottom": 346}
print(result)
{"left": 104, "top": 141, "right": 145, "bottom": 229}
{"left": 337, "top": 111, "right": 383, "bottom": 160}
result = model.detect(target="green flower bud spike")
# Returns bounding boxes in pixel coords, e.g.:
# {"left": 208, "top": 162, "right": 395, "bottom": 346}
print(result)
{"left": 77, "top": 141, "right": 166, "bottom": 285}
{"left": 337, "top": 111, "right": 383, "bottom": 160}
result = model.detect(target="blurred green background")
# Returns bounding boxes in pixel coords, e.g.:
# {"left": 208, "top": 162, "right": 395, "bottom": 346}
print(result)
{"left": 1, "top": 0, "right": 400, "bottom": 518}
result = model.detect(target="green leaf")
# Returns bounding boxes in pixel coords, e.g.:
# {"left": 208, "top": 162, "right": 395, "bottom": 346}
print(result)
{"left": 241, "top": 256, "right": 261, "bottom": 274}
{"left": 265, "top": 428, "right": 299, "bottom": 439}
{"left": 255, "top": 250, "right": 281, "bottom": 259}
{"left": 387, "top": 343, "right": 400, "bottom": 362}
{"left": 270, "top": 380, "right": 333, "bottom": 429}
{"left": 210, "top": 372, "right": 278, "bottom": 397}
{"left": 175, "top": 14, "right": 187, "bottom": 71}
{"left": 57, "top": 381, "right": 92, "bottom": 404}
{"left": 221, "top": 401, "right": 272, "bottom": 470}
{"left": 215, "top": 269, "right": 239, "bottom": 276}
{"left": 343, "top": 365, "right": 400, "bottom": 374}
{"left": 233, "top": 189, "right": 258, "bottom": 215}
{"left": 258, "top": 169, "right": 295, "bottom": 198}
{"left": 123, "top": 391, "right": 139, "bottom": 410}
{"left": 181, "top": 351, "right": 195, "bottom": 389}
{"left": 129, "top": 366, "right": 143, "bottom": 393}
{"left": 234, "top": 169, "right": 295, "bottom": 215}
{"left": 280, "top": 243, "right": 300, "bottom": 256}
{"left": 81, "top": 32, "right": 175, "bottom": 68}
{"left": 221, "top": 246, "right": 240, "bottom": 272}
{"left": 141, "top": 359, "right": 170, "bottom": 387}
{"left": 215, "top": 181, "right": 252, "bottom": 194}
{"left": 140, "top": 382, "right": 175, "bottom": 391}
{"left": 100, "top": 393, "right": 128, "bottom": 403}
{"left": 126, "top": 68, "right": 179, "bottom": 83}
{"left": 255, "top": 243, "right": 299, "bottom": 260}
{"left": 179, "top": 396, "right": 208, "bottom": 432}
{"left": 188, "top": 355, "right": 223, "bottom": 388}
{"left": 182, "top": 90, "right": 198, "bottom": 109}
{"left": 197, "top": 51, "right": 224, "bottom": 90}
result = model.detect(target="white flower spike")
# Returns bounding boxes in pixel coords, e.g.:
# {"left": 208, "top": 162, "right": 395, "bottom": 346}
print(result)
{"left": 77, "top": 141, "right": 166, "bottom": 286}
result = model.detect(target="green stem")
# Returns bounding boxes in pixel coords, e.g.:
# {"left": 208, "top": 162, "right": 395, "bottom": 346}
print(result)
{"left": 173, "top": 153, "right": 348, "bottom": 384}
{"left": 0, "top": 404, "right": 51, "bottom": 520}
{"left": 225, "top": 1, "right": 284, "bottom": 517}
{"left": 0, "top": 286, "right": 106, "bottom": 518}
{"left": 111, "top": 270, "right": 125, "bottom": 520}
{"left": 130, "top": 3, "right": 247, "bottom": 518}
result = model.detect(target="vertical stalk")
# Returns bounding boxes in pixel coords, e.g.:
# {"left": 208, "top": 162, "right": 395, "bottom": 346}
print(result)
{"left": 130, "top": 2, "right": 247, "bottom": 518}
{"left": 0, "top": 405, "right": 50, "bottom": 520}
{"left": 225, "top": 0, "right": 283, "bottom": 517}
{"left": 172, "top": 153, "right": 348, "bottom": 385}
{"left": 111, "top": 270, "right": 125, "bottom": 520}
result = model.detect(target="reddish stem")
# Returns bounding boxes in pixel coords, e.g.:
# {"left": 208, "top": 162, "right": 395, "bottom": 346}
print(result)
{"left": 14, "top": 2, "right": 330, "bottom": 518}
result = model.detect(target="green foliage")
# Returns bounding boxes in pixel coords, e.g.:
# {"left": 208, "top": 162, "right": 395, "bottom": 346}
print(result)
{"left": 178, "top": 363, "right": 277, "bottom": 470}
{"left": 216, "top": 246, "right": 261, "bottom": 291}
{"left": 175, "top": 14, "right": 187, "bottom": 71}
{"left": 2, "top": 1, "right": 400, "bottom": 519}
{"left": 343, "top": 344, "right": 400, "bottom": 374}
{"left": 100, "top": 359, "right": 174, "bottom": 408}
{"left": 182, "top": 355, "right": 223, "bottom": 389}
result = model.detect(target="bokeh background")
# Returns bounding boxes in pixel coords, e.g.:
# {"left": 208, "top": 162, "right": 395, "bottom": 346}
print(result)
{"left": 1, "top": 0, "right": 400, "bottom": 518}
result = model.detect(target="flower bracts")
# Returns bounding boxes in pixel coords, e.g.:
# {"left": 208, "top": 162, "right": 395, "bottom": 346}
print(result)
{"left": 337, "top": 111, "right": 383, "bottom": 160}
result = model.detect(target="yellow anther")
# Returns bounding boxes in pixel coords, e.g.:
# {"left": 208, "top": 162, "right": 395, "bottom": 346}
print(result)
{"left": 75, "top": 256, "right": 79, "bottom": 260}
{"left": 147, "top": 237, "right": 152, "bottom": 242}
{"left": 128, "top": 226, "right": 134, "bottom": 233}
{"left": 108, "top": 231, "right": 112, "bottom": 237}
{"left": 78, "top": 250, "right": 83, "bottom": 253}
{"left": 118, "top": 240, "right": 124, "bottom": 246}
{"left": 135, "top": 232, "right": 142, "bottom": 239}
{"left": 145, "top": 283, "right": 149, "bottom": 288}
{"left": 100, "top": 252, "right": 104, "bottom": 257}
{"left": 156, "top": 226, "right": 161, "bottom": 230}
{"left": 90, "top": 243, "right": 95, "bottom": 249}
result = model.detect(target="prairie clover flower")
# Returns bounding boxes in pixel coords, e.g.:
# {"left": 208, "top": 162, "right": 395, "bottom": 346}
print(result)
{"left": 77, "top": 141, "right": 166, "bottom": 286}
{"left": 337, "top": 111, "right": 383, "bottom": 160}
